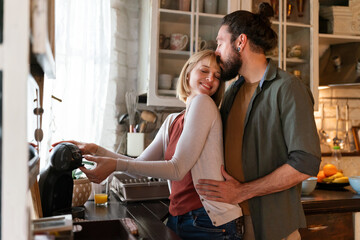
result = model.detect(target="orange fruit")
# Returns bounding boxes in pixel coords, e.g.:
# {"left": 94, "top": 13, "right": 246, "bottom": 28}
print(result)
{"left": 317, "top": 170, "right": 326, "bottom": 183}
{"left": 323, "top": 164, "right": 338, "bottom": 177}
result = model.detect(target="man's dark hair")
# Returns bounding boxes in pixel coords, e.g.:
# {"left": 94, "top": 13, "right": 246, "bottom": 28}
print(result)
{"left": 222, "top": 2, "right": 277, "bottom": 54}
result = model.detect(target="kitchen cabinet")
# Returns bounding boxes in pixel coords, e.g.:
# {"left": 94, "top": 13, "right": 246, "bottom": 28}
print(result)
{"left": 300, "top": 188, "right": 360, "bottom": 239}
{"left": 139, "top": 0, "right": 241, "bottom": 107}
{"left": 247, "top": 0, "right": 318, "bottom": 109}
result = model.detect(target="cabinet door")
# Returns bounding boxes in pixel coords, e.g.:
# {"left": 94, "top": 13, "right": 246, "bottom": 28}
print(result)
{"left": 299, "top": 212, "right": 354, "bottom": 239}
{"left": 146, "top": 0, "right": 240, "bottom": 107}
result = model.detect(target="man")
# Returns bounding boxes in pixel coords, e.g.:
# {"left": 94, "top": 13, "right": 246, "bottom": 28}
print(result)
{"left": 196, "top": 4, "right": 321, "bottom": 240}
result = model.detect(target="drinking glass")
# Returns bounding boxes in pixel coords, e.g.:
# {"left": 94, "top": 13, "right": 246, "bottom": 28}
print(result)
{"left": 93, "top": 179, "right": 108, "bottom": 206}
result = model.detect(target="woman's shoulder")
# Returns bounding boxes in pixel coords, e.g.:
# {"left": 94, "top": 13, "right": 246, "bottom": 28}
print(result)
{"left": 189, "top": 94, "right": 217, "bottom": 108}
{"left": 187, "top": 94, "right": 219, "bottom": 117}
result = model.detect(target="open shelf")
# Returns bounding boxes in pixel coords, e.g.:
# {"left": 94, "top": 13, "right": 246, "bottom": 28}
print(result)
{"left": 319, "top": 33, "right": 360, "bottom": 45}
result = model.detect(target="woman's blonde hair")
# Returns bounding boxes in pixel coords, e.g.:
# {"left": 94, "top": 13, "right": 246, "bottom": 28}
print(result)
{"left": 176, "top": 50, "right": 225, "bottom": 107}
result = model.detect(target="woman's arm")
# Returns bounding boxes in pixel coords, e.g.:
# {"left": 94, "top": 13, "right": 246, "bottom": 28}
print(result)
{"left": 82, "top": 95, "right": 218, "bottom": 183}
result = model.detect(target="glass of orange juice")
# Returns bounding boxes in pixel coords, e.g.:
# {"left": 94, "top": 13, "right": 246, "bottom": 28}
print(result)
{"left": 93, "top": 179, "right": 108, "bottom": 206}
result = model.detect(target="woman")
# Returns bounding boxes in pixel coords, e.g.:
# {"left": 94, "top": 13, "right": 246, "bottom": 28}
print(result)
{"left": 56, "top": 50, "right": 243, "bottom": 239}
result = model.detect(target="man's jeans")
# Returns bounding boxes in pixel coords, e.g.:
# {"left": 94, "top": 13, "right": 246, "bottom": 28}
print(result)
{"left": 166, "top": 207, "right": 243, "bottom": 240}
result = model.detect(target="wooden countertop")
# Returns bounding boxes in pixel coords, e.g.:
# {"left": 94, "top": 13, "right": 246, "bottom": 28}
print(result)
{"left": 84, "top": 193, "right": 180, "bottom": 240}
{"left": 301, "top": 187, "right": 360, "bottom": 214}
{"left": 83, "top": 188, "right": 360, "bottom": 239}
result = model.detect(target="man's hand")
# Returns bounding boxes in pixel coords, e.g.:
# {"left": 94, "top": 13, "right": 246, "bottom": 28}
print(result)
{"left": 197, "top": 164, "right": 311, "bottom": 205}
{"left": 196, "top": 165, "right": 245, "bottom": 205}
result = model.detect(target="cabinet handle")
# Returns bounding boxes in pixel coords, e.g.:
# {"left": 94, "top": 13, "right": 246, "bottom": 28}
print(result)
{"left": 307, "top": 225, "right": 328, "bottom": 231}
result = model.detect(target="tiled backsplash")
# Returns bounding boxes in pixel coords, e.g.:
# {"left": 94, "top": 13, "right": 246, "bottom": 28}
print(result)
{"left": 315, "top": 87, "right": 360, "bottom": 171}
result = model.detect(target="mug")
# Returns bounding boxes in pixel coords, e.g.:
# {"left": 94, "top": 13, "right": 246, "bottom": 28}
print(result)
{"left": 204, "top": 0, "right": 217, "bottom": 14}
{"left": 179, "top": 0, "right": 191, "bottom": 11}
{"left": 170, "top": 33, "right": 189, "bottom": 51}
{"left": 158, "top": 74, "right": 173, "bottom": 90}
{"left": 159, "top": 34, "right": 170, "bottom": 49}
{"left": 198, "top": 38, "right": 207, "bottom": 51}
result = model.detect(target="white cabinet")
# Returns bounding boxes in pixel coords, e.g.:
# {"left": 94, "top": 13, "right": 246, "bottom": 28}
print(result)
{"left": 141, "top": 0, "right": 240, "bottom": 107}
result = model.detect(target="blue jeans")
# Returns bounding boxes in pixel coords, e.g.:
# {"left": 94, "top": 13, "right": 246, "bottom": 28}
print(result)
{"left": 166, "top": 207, "right": 243, "bottom": 240}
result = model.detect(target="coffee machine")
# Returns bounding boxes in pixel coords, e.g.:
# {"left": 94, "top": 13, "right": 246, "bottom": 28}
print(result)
{"left": 39, "top": 142, "right": 83, "bottom": 217}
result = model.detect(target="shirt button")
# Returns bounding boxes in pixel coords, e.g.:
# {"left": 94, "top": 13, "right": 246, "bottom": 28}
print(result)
{"left": 201, "top": 198, "right": 204, "bottom": 201}
{"left": 207, "top": 210, "right": 210, "bottom": 213}
{"left": 213, "top": 221, "right": 216, "bottom": 225}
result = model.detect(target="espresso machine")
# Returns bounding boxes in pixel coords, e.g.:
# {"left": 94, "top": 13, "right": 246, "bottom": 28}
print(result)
{"left": 39, "top": 142, "right": 83, "bottom": 217}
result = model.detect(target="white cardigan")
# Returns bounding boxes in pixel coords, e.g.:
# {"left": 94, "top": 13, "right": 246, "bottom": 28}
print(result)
{"left": 100, "top": 94, "right": 242, "bottom": 226}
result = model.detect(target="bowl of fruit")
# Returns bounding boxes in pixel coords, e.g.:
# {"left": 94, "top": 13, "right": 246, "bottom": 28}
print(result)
{"left": 316, "top": 163, "right": 349, "bottom": 190}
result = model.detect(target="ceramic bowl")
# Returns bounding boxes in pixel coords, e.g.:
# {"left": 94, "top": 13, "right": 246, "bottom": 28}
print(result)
{"left": 72, "top": 178, "right": 92, "bottom": 207}
{"left": 301, "top": 177, "right": 317, "bottom": 195}
{"left": 349, "top": 176, "right": 360, "bottom": 194}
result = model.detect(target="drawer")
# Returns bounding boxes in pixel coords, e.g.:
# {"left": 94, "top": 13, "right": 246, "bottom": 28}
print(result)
{"left": 299, "top": 212, "right": 353, "bottom": 240}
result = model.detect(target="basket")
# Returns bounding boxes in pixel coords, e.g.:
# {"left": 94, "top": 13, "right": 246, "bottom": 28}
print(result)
{"left": 72, "top": 178, "right": 92, "bottom": 207}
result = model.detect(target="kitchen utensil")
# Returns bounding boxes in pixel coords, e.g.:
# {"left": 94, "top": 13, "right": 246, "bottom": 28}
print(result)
{"left": 118, "top": 113, "right": 128, "bottom": 124}
{"left": 319, "top": 103, "right": 330, "bottom": 144}
{"left": 139, "top": 110, "right": 157, "bottom": 133}
{"left": 333, "top": 104, "right": 343, "bottom": 147}
{"left": 344, "top": 103, "right": 351, "bottom": 151}
{"left": 125, "top": 90, "right": 138, "bottom": 132}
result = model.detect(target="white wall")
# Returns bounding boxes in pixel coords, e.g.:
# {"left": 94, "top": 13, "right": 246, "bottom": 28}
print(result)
{"left": 2, "top": 0, "right": 30, "bottom": 239}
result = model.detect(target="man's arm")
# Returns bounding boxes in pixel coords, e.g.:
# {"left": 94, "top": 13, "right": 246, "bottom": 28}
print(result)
{"left": 196, "top": 164, "right": 310, "bottom": 205}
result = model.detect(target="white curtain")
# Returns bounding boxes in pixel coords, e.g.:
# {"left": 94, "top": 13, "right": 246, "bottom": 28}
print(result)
{"left": 41, "top": 0, "right": 111, "bottom": 166}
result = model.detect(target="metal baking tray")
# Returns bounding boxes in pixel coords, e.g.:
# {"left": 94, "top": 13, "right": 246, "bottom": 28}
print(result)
{"left": 110, "top": 173, "right": 170, "bottom": 202}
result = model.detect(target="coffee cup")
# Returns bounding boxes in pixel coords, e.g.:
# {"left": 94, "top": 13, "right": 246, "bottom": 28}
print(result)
{"left": 158, "top": 74, "right": 173, "bottom": 90}
{"left": 170, "top": 33, "right": 189, "bottom": 51}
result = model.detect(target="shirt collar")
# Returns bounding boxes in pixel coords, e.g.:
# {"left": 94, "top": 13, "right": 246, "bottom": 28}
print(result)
{"left": 259, "top": 58, "right": 277, "bottom": 89}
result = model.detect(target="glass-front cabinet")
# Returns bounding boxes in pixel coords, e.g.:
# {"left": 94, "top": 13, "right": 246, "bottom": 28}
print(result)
{"left": 139, "top": 0, "right": 322, "bottom": 108}
{"left": 249, "top": 0, "right": 318, "bottom": 108}
{"left": 141, "top": 0, "right": 241, "bottom": 107}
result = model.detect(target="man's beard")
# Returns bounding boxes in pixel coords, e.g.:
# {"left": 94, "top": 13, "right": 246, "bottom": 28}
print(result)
{"left": 219, "top": 45, "right": 242, "bottom": 81}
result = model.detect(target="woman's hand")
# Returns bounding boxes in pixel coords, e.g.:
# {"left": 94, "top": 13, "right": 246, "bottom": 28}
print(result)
{"left": 52, "top": 140, "right": 98, "bottom": 155}
{"left": 79, "top": 155, "right": 117, "bottom": 183}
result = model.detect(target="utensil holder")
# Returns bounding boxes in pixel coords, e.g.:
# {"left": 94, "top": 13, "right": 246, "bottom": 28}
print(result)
{"left": 127, "top": 133, "right": 145, "bottom": 157}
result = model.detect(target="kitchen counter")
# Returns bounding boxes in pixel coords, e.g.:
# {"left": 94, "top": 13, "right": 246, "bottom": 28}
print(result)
{"left": 84, "top": 193, "right": 180, "bottom": 240}
{"left": 302, "top": 187, "right": 360, "bottom": 214}
{"left": 83, "top": 188, "right": 360, "bottom": 239}
{"left": 300, "top": 187, "right": 360, "bottom": 239}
